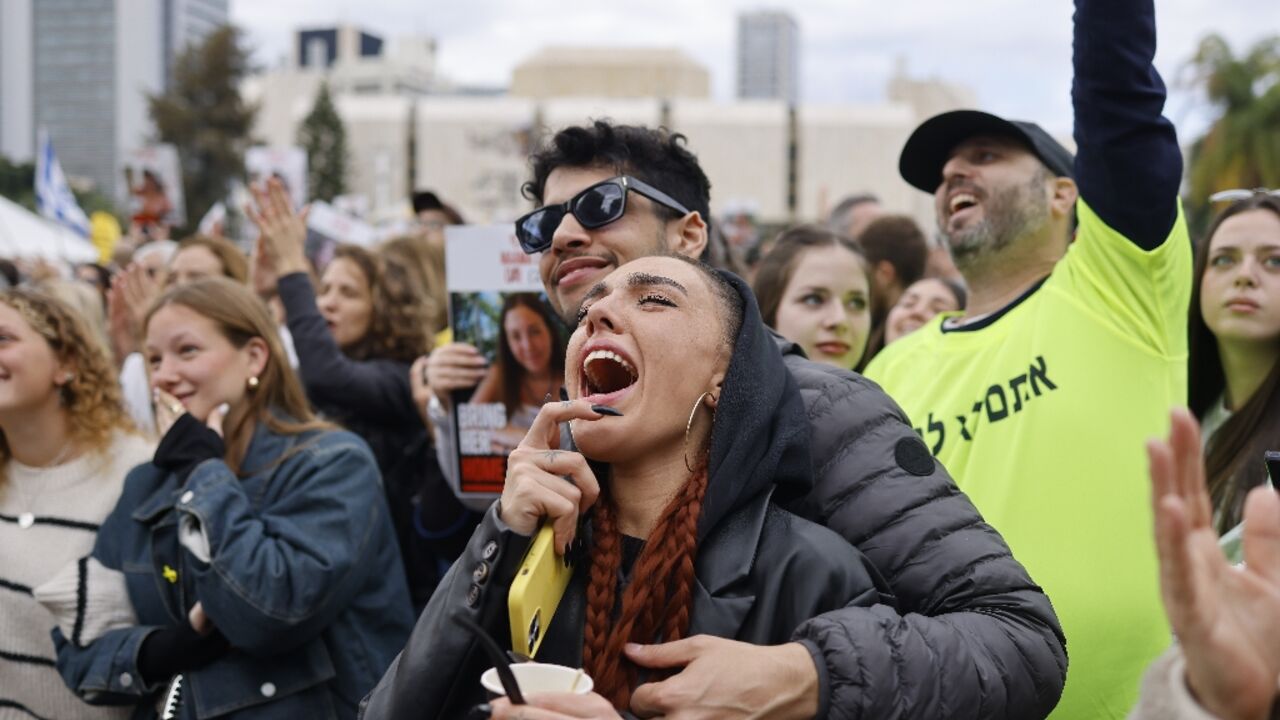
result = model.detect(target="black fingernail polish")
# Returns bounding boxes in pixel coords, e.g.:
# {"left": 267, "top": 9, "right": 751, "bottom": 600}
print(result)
{"left": 591, "top": 404, "right": 622, "bottom": 416}
{"left": 559, "top": 387, "right": 570, "bottom": 401}
{"left": 469, "top": 703, "right": 492, "bottom": 719}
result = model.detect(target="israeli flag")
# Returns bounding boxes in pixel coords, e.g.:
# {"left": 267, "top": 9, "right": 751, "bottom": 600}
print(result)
{"left": 35, "top": 128, "right": 91, "bottom": 238}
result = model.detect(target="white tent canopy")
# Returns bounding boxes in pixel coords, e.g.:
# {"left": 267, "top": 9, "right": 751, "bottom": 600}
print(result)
{"left": 0, "top": 194, "right": 99, "bottom": 263}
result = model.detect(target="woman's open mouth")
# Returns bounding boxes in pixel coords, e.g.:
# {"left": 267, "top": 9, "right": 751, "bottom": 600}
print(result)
{"left": 581, "top": 347, "right": 638, "bottom": 405}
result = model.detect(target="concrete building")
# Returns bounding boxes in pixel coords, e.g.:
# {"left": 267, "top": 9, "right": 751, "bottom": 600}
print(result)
{"left": 736, "top": 11, "right": 799, "bottom": 104}
{"left": 414, "top": 97, "right": 536, "bottom": 224}
{"left": 887, "top": 57, "right": 978, "bottom": 123}
{"left": 244, "top": 25, "right": 440, "bottom": 130}
{"left": 669, "top": 100, "right": 790, "bottom": 221}
{"left": 336, "top": 95, "right": 413, "bottom": 220}
{"left": 511, "top": 48, "right": 709, "bottom": 100}
{"left": 243, "top": 25, "right": 445, "bottom": 218}
{"left": 0, "top": 0, "right": 228, "bottom": 201}
{"left": 164, "top": 0, "right": 230, "bottom": 88}
{"left": 408, "top": 92, "right": 947, "bottom": 230}
{"left": 246, "top": 29, "right": 970, "bottom": 230}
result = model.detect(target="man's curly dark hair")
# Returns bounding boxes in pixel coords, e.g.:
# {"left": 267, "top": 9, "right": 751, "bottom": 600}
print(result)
{"left": 523, "top": 120, "right": 713, "bottom": 236}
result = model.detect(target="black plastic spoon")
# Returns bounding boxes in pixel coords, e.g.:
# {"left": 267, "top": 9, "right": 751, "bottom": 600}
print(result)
{"left": 455, "top": 614, "right": 525, "bottom": 704}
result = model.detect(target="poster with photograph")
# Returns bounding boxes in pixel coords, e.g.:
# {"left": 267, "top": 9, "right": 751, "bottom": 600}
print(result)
{"left": 245, "top": 146, "right": 307, "bottom": 209}
{"left": 122, "top": 145, "right": 186, "bottom": 227}
{"left": 446, "top": 225, "right": 567, "bottom": 496}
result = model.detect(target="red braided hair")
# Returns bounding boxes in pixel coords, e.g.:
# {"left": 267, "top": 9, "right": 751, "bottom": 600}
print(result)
{"left": 583, "top": 463, "right": 710, "bottom": 709}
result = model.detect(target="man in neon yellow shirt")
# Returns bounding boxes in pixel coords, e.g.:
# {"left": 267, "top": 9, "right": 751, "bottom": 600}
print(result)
{"left": 865, "top": 0, "right": 1188, "bottom": 717}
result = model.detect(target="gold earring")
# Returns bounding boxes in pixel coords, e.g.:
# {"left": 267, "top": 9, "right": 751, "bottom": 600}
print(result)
{"left": 684, "top": 391, "right": 714, "bottom": 474}
{"left": 247, "top": 376, "right": 259, "bottom": 390}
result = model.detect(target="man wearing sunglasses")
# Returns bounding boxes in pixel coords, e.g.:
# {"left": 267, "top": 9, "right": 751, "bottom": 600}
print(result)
{"left": 407, "top": 124, "right": 1067, "bottom": 717}
{"left": 863, "top": 0, "right": 1191, "bottom": 716}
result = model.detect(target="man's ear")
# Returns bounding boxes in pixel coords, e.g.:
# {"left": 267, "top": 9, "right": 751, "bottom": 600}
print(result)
{"left": 669, "top": 211, "right": 709, "bottom": 259}
{"left": 1049, "top": 177, "right": 1078, "bottom": 219}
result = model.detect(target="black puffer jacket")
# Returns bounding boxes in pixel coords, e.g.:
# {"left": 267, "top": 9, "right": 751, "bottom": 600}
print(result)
{"left": 279, "top": 272, "right": 478, "bottom": 611}
{"left": 756, "top": 282, "right": 1068, "bottom": 715}
{"left": 359, "top": 266, "right": 892, "bottom": 720}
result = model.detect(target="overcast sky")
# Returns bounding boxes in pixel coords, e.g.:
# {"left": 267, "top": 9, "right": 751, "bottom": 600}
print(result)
{"left": 230, "top": 0, "right": 1274, "bottom": 140}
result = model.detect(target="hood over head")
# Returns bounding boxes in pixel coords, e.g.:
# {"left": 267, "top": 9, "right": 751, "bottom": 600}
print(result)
{"left": 696, "top": 270, "right": 813, "bottom": 539}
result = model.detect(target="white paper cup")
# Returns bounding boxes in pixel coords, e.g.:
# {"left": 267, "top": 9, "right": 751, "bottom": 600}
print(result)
{"left": 480, "top": 662, "right": 594, "bottom": 697}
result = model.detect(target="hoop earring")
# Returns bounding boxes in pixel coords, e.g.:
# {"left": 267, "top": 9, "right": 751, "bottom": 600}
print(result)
{"left": 684, "top": 391, "right": 713, "bottom": 474}
{"left": 247, "top": 376, "right": 259, "bottom": 391}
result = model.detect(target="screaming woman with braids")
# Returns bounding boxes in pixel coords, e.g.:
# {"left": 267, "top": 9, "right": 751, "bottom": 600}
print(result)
{"left": 361, "top": 255, "right": 890, "bottom": 720}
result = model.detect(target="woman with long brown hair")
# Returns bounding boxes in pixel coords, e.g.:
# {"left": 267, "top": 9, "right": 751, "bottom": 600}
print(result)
{"left": 49, "top": 277, "right": 413, "bottom": 718}
{"left": 0, "top": 288, "right": 151, "bottom": 720}
{"left": 468, "top": 293, "right": 567, "bottom": 452}
{"left": 250, "top": 178, "right": 476, "bottom": 612}
{"left": 752, "top": 226, "right": 875, "bottom": 371}
{"left": 1188, "top": 191, "right": 1280, "bottom": 533}
{"left": 362, "top": 255, "right": 887, "bottom": 719}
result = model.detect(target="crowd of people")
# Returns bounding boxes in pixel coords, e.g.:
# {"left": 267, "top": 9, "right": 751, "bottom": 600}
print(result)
{"left": 1, "top": 0, "right": 1279, "bottom": 718}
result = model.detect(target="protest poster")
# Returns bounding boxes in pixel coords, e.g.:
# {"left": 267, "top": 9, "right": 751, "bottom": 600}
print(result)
{"left": 122, "top": 145, "right": 186, "bottom": 228}
{"left": 446, "top": 224, "right": 566, "bottom": 496}
{"left": 245, "top": 146, "right": 308, "bottom": 209}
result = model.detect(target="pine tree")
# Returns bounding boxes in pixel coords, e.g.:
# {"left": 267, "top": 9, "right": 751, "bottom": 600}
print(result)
{"left": 149, "top": 26, "right": 257, "bottom": 234}
{"left": 298, "top": 82, "right": 348, "bottom": 202}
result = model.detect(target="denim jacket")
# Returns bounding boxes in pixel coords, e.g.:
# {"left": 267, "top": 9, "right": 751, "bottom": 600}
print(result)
{"left": 53, "top": 418, "right": 415, "bottom": 719}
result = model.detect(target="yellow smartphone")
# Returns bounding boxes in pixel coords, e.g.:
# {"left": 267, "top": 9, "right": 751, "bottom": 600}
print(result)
{"left": 508, "top": 522, "right": 575, "bottom": 658}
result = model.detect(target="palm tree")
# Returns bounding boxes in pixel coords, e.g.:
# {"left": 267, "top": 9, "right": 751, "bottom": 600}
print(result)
{"left": 1183, "top": 34, "right": 1280, "bottom": 227}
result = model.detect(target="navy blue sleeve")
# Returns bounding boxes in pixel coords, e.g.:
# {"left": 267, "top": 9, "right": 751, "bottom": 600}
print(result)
{"left": 1072, "top": 0, "right": 1182, "bottom": 250}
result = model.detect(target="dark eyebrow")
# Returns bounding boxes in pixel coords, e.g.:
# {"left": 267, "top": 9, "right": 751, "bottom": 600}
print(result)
{"left": 581, "top": 281, "right": 610, "bottom": 306}
{"left": 625, "top": 272, "right": 687, "bottom": 295}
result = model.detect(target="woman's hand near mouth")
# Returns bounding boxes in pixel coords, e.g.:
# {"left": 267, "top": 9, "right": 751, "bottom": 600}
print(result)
{"left": 500, "top": 400, "right": 606, "bottom": 554}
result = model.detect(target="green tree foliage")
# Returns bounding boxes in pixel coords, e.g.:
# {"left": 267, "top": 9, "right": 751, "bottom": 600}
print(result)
{"left": 149, "top": 26, "right": 257, "bottom": 233}
{"left": 1184, "top": 34, "right": 1280, "bottom": 227}
{"left": 1, "top": 155, "right": 120, "bottom": 221}
{"left": 0, "top": 156, "right": 37, "bottom": 210}
{"left": 298, "top": 82, "right": 348, "bottom": 202}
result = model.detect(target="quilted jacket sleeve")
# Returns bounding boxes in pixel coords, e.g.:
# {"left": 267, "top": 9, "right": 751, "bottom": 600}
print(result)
{"left": 781, "top": 351, "right": 1067, "bottom": 719}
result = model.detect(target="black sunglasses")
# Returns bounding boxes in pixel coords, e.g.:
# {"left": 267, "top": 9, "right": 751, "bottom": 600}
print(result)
{"left": 514, "top": 175, "right": 691, "bottom": 254}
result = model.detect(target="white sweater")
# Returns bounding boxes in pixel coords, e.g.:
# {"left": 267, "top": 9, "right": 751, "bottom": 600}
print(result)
{"left": 0, "top": 431, "right": 154, "bottom": 720}
{"left": 1127, "top": 647, "right": 1220, "bottom": 720}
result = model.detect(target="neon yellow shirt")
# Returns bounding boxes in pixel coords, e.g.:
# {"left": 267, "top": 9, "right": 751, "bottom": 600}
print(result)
{"left": 865, "top": 200, "right": 1190, "bottom": 719}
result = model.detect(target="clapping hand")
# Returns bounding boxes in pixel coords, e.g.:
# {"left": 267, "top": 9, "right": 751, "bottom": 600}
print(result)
{"left": 1148, "top": 408, "right": 1280, "bottom": 720}
{"left": 107, "top": 262, "right": 163, "bottom": 360}
{"left": 246, "top": 178, "right": 310, "bottom": 293}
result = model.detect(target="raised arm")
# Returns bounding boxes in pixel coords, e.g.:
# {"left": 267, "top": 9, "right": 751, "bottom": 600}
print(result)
{"left": 1072, "top": 0, "right": 1182, "bottom": 249}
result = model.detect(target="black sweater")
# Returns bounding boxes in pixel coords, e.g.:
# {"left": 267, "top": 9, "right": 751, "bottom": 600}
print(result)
{"left": 279, "top": 272, "right": 477, "bottom": 609}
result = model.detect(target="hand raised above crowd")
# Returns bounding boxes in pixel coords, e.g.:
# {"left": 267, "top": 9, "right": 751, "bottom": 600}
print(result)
{"left": 246, "top": 178, "right": 310, "bottom": 295}
{"left": 106, "top": 261, "right": 163, "bottom": 360}
{"left": 1148, "top": 409, "right": 1280, "bottom": 720}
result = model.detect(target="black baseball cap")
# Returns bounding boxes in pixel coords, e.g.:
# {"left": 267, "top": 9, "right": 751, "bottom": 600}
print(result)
{"left": 899, "top": 110, "right": 1075, "bottom": 193}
